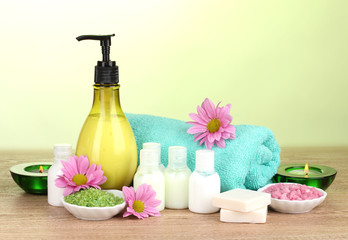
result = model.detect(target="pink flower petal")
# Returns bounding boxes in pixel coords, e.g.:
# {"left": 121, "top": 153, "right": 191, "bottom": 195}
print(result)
{"left": 139, "top": 212, "right": 149, "bottom": 219}
{"left": 213, "top": 131, "right": 221, "bottom": 141}
{"left": 85, "top": 163, "right": 97, "bottom": 180}
{"left": 207, "top": 133, "right": 216, "bottom": 143}
{"left": 96, "top": 165, "right": 102, "bottom": 171}
{"left": 123, "top": 210, "right": 133, "bottom": 218}
{"left": 231, "top": 133, "right": 236, "bottom": 139}
{"left": 202, "top": 98, "right": 216, "bottom": 119}
{"left": 61, "top": 167, "right": 73, "bottom": 180}
{"left": 193, "top": 133, "right": 200, "bottom": 139}
{"left": 215, "top": 101, "right": 221, "bottom": 111}
{"left": 87, "top": 169, "right": 106, "bottom": 185}
{"left": 55, "top": 177, "right": 68, "bottom": 188}
{"left": 222, "top": 132, "right": 232, "bottom": 139}
{"left": 135, "top": 184, "right": 147, "bottom": 201}
{"left": 225, "top": 115, "right": 233, "bottom": 122}
{"left": 77, "top": 155, "right": 89, "bottom": 175}
{"left": 224, "top": 125, "right": 236, "bottom": 134}
{"left": 218, "top": 104, "right": 231, "bottom": 119}
{"left": 194, "top": 132, "right": 209, "bottom": 142}
{"left": 197, "top": 105, "right": 210, "bottom": 122}
{"left": 205, "top": 141, "right": 214, "bottom": 149}
{"left": 144, "top": 206, "right": 161, "bottom": 216}
{"left": 126, "top": 206, "right": 135, "bottom": 214}
{"left": 128, "top": 199, "right": 135, "bottom": 207}
{"left": 187, "top": 125, "right": 207, "bottom": 134}
{"left": 189, "top": 113, "right": 208, "bottom": 125}
{"left": 137, "top": 184, "right": 156, "bottom": 202}
{"left": 199, "top": 136, "right": 207, "bottom": 146}
{"left": 93, "top": 176, "right": 107, "bottom": 186}
{"left": 66, "top": 175, "right": 77, "bottom": 186}
{"left": 220, "top": 119, "right": 231, "bottom": 128}
{"left": 133, "top": 212, "right": 144, "bottom": 219}
{"left": 224, "top": 104, "right": 232, "bottom": 114}
{"left": 69, "top": 156, "right": 79, "bottom": 174}
{"left": 63, "top": 186, "right": 75, "bottom": 196}
{"left": 73, "top": 185, "right": 82, "bottom": 192}
{"left": 61, "top": 160, "right": 76, "bottom": 179}
{"left": 122, "top": 186, "right": 136, "bottom": 203}
{"left": 215, "top": 139, "right": 226, "bottom": 148}
{"left": 145, "top": 198, "right": 161, "bottom": 207}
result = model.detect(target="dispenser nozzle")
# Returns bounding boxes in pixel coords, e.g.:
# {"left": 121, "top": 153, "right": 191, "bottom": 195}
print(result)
{"left": 76, "top": 34, "right": 115, "bottom": 62}
{"left": 76, "top": 34, "right": 119, "bottom": 84}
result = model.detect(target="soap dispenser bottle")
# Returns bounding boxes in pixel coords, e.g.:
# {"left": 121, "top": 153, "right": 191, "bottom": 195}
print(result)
{"left": 75, "top": 34, "right": 137, "bottom": 190}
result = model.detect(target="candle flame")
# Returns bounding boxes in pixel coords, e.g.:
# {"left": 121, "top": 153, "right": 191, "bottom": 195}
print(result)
{"left": 304, "top": 163, "right": 309, "bottom": 178}
{"left": 39, "top": 166, "right": 44, "bottom": 173}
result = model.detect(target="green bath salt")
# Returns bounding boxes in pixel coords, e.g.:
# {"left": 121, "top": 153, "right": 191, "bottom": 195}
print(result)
{"left": 64, "top": 188, "right": 124, "bottom": 207}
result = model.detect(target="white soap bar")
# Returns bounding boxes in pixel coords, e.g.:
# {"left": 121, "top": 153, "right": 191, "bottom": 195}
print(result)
{"left": 220, "top": 206, "right": 267, "bottom": 223}
{"left": 212, "top": 189, "right": 271, "bottom": 212}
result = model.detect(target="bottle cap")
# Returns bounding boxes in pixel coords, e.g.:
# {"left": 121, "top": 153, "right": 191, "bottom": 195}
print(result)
{"left": 140, "top": 149, "right": 160, "bottom": 167}
{"left": 143, "top": 142, "right": 161, "bottom": 153}
{"left": 54, "top": 144, "right": 72, "bottom": 156}
{"left": 143, "top": 142, "right": 161, "bottom": 164}
{"left": 195, "top": 149, "right": 215, "bottom": 172}
{"left": 53, "top": 144, "right": 72, "bottom": 163}
{"left": 168, "top": 146, "right": 187, "bottom": 169}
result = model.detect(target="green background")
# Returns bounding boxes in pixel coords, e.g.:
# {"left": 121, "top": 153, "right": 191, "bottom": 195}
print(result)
{"left": 1, "top": 0, "right": 347, "bottom": 149}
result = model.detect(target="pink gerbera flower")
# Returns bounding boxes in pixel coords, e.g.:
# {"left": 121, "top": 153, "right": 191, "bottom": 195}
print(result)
{"left": 122, "top": 184, "right": 161, "bottom": 220}
{"left": 187, "top": 98, "right": 236, "bottom": 149}
{"left": 55, "top": 155, "right": 107, "bottom": 196}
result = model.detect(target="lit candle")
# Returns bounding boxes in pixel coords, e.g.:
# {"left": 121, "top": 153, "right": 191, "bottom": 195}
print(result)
{"left": 10, "top": 162, "right": 52, "bottom": 194}
{"left": 287, "top": 163, "right": 321, "bottom": 177}
{"left": 304, "top": 163, "right": 309, "bottom": 178}
{"left": 28, "top": 165, "right": 48, "bottom": 173}
{"left": 273, "top": 163, "right": 337, "bottom": 190}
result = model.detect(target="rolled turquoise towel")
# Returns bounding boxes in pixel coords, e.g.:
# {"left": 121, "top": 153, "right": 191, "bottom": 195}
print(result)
{"left": 126, "top": 113, "right": 281, "bottom": 192}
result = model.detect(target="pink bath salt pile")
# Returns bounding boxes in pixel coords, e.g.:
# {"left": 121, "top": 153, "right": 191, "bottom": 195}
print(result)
{"left": 263, "top": 183, "right": 323, "bottom": 200}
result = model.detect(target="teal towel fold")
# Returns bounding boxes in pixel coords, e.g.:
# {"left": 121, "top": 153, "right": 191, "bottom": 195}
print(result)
{"left": 126, "top": 113, "right": 281, "bottom": 192}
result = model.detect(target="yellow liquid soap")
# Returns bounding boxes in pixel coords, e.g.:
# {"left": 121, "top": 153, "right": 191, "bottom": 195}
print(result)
{"left": 76, "top": 84, "right": 137, "bottom": 190}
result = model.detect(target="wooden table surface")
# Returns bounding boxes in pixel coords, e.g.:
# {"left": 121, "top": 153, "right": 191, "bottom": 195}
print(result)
{"left": 0, "top": 148, "right": 347, "bottom": 240}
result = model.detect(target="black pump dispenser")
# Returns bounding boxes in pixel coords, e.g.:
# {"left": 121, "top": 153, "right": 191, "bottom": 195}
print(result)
{"left": 76, "top": 34, "right": 118, "bottom": 84}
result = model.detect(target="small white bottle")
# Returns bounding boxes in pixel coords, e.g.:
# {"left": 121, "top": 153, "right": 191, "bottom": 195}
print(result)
{"left": 164, "top": 146, "right": 191, "bottom": 209}
{"left": 189, "top": 149, "right": 221, "bottom": 214}
{"left": 133, "top": 148, "right": 165, "bottom": 211}
{"left": 143, "top": 142, "right": 165, "bottom": 171}
{"left": 48, "top": 144, "right": 72, "bottom": 206}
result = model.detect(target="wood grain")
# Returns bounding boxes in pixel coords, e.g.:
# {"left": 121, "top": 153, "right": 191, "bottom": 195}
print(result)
{"left": 0, "top": 148, "right": 347, "bottom": 239}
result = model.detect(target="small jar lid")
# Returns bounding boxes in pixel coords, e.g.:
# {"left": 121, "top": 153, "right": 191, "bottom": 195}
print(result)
{"left": 168, "top": 146, "right": 187, "bottom": 169}
{"left": 195, "top": 149, "right": 215, "bottom": 172}
{"left": 143, "top": 142, "right": 161, "bottom": 164}
{"left": 54, "top": 144, "right": 72, "bottom": 156}
{"left": 143, "top": 142, "right": 161, "bottom": 153}
{"left": 140, "top": 149, "right": 160, "bottom": 166}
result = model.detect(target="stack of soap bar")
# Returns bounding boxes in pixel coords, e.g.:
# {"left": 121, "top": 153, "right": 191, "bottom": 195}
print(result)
{"left": 212, "top": 189, "right": 271, "bottom": 223}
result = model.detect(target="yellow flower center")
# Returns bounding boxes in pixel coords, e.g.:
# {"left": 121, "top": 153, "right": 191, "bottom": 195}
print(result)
{"left": 72, "top": 174, "right": 88, "bottom": 186}
{"left": 133, "top": 200, "right": 145, "bottom": 213}
{"left": 207, "top": 118, "right": 221, "bottom": 133}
